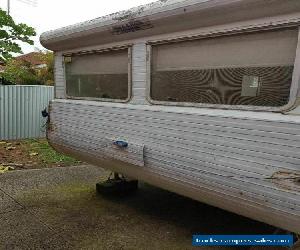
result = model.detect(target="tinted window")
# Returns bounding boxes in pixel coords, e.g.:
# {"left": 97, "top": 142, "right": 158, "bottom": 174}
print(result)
{"left": 151, "top": 29, "right": 298, "bottom": 107}
{"left": 65, "top": 49, "right": 129, "bottom": 100}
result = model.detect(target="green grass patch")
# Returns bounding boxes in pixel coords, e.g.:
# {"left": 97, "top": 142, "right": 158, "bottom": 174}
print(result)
{"left": 22, "top": 139, "right": 81, "bottom": 167}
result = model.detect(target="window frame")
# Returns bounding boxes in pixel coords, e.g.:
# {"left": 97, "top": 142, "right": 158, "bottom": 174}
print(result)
{"left": 63, "top": 45, "right": 132, "bottom": 103}
{"left": 146, "top": 23, "right": 300, "bottom": 112}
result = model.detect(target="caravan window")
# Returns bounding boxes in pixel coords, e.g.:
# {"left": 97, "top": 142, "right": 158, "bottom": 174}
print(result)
{"left": 150, "top": 28, "right": 298, "bottom": 108}
{"left": 65, "top": 48, "right": 130, "bottom": 101}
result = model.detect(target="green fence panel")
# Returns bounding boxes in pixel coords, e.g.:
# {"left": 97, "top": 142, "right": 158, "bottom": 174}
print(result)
{"left": 0, "top": 85, "right": 54, "bottom": 140}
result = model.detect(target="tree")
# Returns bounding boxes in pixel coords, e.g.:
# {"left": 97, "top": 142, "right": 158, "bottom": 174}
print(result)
{"left": 0, "top": 8, "right": 36, "bottom": 61}
{"left": 1, "top": 51, "right": 54, "bottom": 85}
{"left": 36, "top": 52, "right": 54, "bottom": 85}
{"left": 1, "top": 59, "right": 40, "bottom": 85}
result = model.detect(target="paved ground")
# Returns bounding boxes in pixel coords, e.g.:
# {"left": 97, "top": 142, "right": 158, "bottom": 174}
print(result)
{"left": 0, "top": 165, "right": 287, "bottom": 250}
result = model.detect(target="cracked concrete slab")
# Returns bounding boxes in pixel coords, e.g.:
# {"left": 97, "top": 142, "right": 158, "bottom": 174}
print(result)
{"left": 0, "top": 190, "right": 23, "bottom": 214}
{"left": 0, "top": 165, "right": 106, "bottom": 197}
{"left": 0, "top": 165, "right": 286, "bottom": 250}
{"left": 0, "top": 209, "right": 56, "bottom": 249}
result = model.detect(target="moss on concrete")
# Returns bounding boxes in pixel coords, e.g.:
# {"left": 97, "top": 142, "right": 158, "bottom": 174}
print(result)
{"left": 17, "top": 181, "right": 277, "bottom": 250}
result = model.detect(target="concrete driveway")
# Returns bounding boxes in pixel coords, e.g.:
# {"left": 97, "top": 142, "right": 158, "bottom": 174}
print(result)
{"left": 0, "top": 165, "right": 283, "bottom": 250}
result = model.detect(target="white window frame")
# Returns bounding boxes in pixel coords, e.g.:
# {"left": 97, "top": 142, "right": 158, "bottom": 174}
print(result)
{"left": 63, "top": 45, "right": 132, "bottom": 103}
{"left": 146, "top": 22, "right": 300, "bottom": 112}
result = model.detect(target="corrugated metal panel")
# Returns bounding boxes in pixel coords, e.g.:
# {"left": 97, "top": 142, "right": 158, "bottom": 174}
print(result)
{"left": 0, "top": 85, "right": 54, "bottom": 140}
{"left": 48, "top": 100, "right": 300, "bottom": 234}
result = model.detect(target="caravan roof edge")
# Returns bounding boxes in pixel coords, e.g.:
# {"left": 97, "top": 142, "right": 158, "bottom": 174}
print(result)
{"left": 40, "top": 0, "right": 300, "bottom": 51}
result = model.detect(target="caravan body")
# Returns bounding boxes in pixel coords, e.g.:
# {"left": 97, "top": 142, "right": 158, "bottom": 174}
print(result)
{"left": 41, "top": 0, "right": 300, "bottom": 234}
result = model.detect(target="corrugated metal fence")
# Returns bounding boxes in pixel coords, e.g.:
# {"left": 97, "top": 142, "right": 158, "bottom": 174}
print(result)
{"left": 0, "top": 85, "right": 54, "bottom": 140}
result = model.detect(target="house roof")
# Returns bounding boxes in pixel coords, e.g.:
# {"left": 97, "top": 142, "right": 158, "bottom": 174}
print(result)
{"left": 16, "top": 52, "right": 45, "bottom": 66}
{"left": 40, "top": 0, "right": 300, "bottom": 52}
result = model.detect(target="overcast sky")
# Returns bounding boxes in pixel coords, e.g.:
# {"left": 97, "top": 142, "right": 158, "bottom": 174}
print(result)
{"left": 0, "top": 0, "right": 155, "bottom": 53}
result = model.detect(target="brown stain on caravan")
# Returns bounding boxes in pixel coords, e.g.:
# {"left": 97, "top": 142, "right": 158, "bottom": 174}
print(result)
{"left": 271, "top": 171, "right": 300, "bottom": 192}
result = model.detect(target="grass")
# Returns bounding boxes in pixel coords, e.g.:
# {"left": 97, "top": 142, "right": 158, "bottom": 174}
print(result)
{"left": 0, "top": 139, "right": 81, "bottom": 170}
{"left": 23, "top": 139, "right": 80, "bottom": 166}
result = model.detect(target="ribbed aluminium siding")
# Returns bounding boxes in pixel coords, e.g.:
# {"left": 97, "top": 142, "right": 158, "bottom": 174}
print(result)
{"left": 0, "top": 85, "right": 54, "bottom": 140}
{"left": 48, "top": 100, "right": 300, "bottom": 233}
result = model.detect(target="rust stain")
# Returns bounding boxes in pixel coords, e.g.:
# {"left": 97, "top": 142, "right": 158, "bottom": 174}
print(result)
{"left": 46, "top": 104, "right": 56, "bottom": 133}
{"left": 271, "top": 171, "right": 300, "bottom": 192}
{"left": 47, "top": 122, "right": 56, "bottom": 132}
